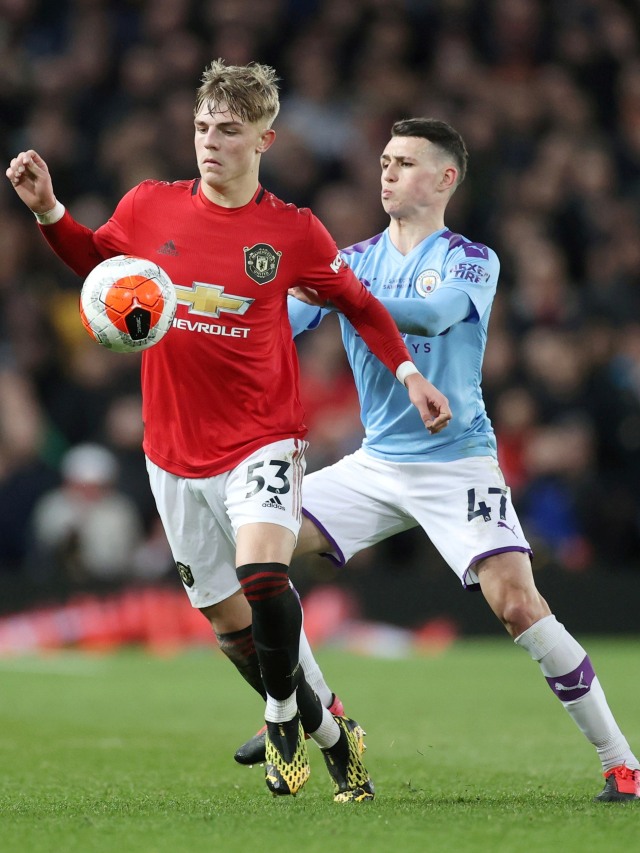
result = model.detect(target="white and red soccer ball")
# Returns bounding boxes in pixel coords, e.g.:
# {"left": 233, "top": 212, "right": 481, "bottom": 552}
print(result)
{"left": 79, "top": 255, "right": 177, "bottom": 352}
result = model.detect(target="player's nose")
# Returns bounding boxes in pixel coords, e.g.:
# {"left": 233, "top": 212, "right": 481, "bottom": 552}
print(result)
{"left": 204, "top": 129, "right": 220, "bottom": 148}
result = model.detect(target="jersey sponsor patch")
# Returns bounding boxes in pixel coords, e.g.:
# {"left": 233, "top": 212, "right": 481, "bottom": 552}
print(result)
{"left": 448, "top": 261, "right": 490, "bottom": 284}
{"left": 176, "top": 561, "right": 195, "bottom": 587}
{"left": 172, "top": 317, "right": 250, "bottom": 337}
{"left": 330, "top": 252, "right": 347, "bottom": 273}
{"left": 175, "top": 282, "right": 254, "bottom": 318}
{"left": 415, "top": 269, "right": 441, "bottom": 296}
{"left": 243, "top": 243, "right": 282, "bottom": 284}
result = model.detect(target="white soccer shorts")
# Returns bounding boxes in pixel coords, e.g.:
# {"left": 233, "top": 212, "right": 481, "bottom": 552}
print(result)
{"left": 301, "top": 449, "right": 532, "bottom": 589}
{"left": 146, "top": 438, "right": 307, "bottom": 608}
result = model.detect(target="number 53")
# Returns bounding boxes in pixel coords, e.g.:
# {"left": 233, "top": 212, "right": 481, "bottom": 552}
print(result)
{"left": 245, "top": 460, "right": 291, "bottom": 498}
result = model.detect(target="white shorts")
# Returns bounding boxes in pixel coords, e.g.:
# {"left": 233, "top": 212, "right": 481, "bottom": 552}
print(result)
{"left": 302, "top": 450, "right": 531, "bottom": 589}
{"left": 146, "top": 438, "right": 307, "bottom": 608}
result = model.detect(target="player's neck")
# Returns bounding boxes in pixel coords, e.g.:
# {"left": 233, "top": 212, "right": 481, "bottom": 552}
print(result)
{"left": 388, "top": 215, "right": 445, "bottom": 256}
{"left": 200, "top": 175, "right": 260, "bottom": 209}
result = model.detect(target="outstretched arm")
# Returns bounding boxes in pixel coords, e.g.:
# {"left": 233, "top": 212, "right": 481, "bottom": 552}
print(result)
{"left": 377, "top": 290, "right": 474, "bottom": 336}
{"left": 287, "top": 293, "right": 327, "bottom": 337}
{"left": 289, "top": 285, "right": 474, "bottom": 338}
{"left": 289, "top": 286, "right": 452, "bottom": 433}
{"left": 296, "top": 276, "right": 452, "bottom": 434}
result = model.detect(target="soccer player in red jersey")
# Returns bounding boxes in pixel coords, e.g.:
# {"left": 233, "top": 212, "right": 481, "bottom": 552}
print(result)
{"left": 7, "top": 60, "right": 451, "bottom": 801}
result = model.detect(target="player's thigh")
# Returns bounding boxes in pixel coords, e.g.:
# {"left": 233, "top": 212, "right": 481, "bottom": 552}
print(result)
{"left": 300, "top": 450, "right": 417, "bottom": 566}
{"left": 405, "top": 456, "right": 532, "bottom": 589}
{"left": 146, "top": 458, "right": 239, "bottom": 608}
{"left": 225, "top": 438, "right": 307, "bottom": 565}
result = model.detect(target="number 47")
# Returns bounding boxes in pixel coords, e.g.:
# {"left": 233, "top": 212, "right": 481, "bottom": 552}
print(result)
{"left": 467, "top": 487, "right": 507, "bottom": 522}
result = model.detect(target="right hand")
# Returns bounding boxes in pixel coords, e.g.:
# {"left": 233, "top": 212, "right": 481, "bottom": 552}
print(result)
{"left": 287, "top": 285, "right": 328, "bottom": 307}
{"left": 5, "top": 150, "right": 57, "bottom": 214}
{"left": 405, "top": 372, "right": 452, "bottom": 435}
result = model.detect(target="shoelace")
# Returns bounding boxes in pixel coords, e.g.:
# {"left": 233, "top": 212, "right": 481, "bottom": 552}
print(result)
{"left": 609, "top": 765, "right": 635, "bottom": 780}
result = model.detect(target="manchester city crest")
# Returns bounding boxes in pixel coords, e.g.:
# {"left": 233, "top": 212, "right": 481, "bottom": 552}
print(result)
{"left": 415, "top": 269, "right": 441, "bottom": 297}
{"left": 243, "top": 243, "right": 282, "bottom": 284}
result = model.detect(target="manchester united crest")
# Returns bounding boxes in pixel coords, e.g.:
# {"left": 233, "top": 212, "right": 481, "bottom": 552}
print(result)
{"left": 243, "top": 243, "right": 282, "bottom": 285}
{"left": 176, "top": 561, "right": 195, "bottom": 587}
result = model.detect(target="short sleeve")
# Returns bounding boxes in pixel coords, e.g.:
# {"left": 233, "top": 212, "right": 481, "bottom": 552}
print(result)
{"left": 442, "top": 242, "right": 500, "bottom": 322}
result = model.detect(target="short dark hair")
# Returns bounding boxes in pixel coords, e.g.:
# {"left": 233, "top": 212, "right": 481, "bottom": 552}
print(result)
{"left": 391, "top": 118, "right": 468, "bottom": 185}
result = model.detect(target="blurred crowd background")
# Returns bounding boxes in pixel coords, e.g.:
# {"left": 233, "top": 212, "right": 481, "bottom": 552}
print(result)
{"left": 1, "top": 0, "right": 640, "bottom": 628}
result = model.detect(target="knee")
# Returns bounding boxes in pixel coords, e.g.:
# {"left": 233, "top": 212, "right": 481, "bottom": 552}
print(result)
{"left": 199, "top": 589, "right": 252, "bottom": 634}
{"left": 477, "top": 553, "right": 551, "bottom": 636}
{"left": 236, "top": 561, "right": 290, "bottom": 603}
{"left": 498, "top": 595, "right": 548, "bottom": 636}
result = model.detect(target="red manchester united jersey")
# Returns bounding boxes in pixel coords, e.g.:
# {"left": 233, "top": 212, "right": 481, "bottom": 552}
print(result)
{"left": 41, "top": 180, "right": 412, "bottom": 476}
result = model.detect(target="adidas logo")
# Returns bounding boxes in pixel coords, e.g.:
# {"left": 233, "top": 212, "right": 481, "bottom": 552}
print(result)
{"left": 157, "top": 240, "right": 178, "bottom": 255}
{"left": 262, "top": 495, "right": 285, "bottom": 510}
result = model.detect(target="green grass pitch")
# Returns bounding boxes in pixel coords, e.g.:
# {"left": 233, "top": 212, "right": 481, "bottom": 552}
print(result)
{"left": 1, "top": 637, "right": 638, "bottom": 853}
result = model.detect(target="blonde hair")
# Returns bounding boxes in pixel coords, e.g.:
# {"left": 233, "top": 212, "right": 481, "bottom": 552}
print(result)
{"left": 195, "top": 59, "right": 280, "bottom": 127}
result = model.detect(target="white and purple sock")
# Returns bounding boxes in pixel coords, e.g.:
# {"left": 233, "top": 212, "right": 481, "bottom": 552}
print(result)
{"left": 515, "top": 615, "right": 639, "bottom": 772}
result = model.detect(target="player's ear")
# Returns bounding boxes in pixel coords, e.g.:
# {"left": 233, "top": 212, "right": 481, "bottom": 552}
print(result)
{"left": 441, "top": 165, "right": 458, "bottom": 192}
{"left": 257, "top": 128, "right": 276, "bottom": 154}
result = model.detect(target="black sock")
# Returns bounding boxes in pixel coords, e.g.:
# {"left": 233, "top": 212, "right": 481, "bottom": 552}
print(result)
{"left": 296, "top": 676, "right": 324, "bottom": 733}
{"left": 236, "top": 562, "right": 302, "bottom": 701}
{"left": 216, "top": 624, "right": 266, "bottom": 699}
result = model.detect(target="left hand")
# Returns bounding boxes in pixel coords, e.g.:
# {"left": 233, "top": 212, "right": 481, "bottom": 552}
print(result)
{"left": 405, "top": 373, "right": 452, "bottom": 434}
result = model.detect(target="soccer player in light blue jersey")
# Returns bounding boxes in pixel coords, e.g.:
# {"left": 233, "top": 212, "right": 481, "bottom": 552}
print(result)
{"left": 281, "top": 118, "right": 639, "bottom": 802}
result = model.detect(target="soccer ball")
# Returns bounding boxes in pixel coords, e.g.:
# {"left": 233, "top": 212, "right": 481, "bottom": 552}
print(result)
{"left": 79, "top": 255, "right": 177, "bottom": 352}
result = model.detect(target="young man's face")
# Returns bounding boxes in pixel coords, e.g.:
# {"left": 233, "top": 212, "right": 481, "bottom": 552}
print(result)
{"left": 380, "top": 135, "right": 456, "bottom": 219}
{"left": 194, "top": 101, "right": 274, "bottom": 194}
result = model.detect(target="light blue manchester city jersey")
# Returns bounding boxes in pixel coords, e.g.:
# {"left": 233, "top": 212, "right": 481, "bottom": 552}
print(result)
{"left": 290, "top": 227, "right": 500, "bottom": 463}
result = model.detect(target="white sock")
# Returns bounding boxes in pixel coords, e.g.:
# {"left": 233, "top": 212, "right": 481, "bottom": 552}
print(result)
{"left": 515, "top": 615, "right": 639, "bottom": 772}
{"left": 299, "top": 626, "right": 333, "bottom": 708}
{"left": 307, "top": 706, "right": 340, "bottom": 749}
{"left": 265, "top": 692, "right": 297, "bottom": 723}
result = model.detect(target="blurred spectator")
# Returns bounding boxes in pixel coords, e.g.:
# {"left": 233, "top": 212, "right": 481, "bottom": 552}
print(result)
{"left": 27, "top": 443, "right": 152, "bottom": 585}
{"left": 493, "top": 384, "right": 539, "bottom": 496}
{"left": 102, "top": 392, "right": 161, "bottom": 529}
{"left": 279, "top": 34, "right": 364, "bottom": 169}
{"left": 519, "top": 417, "right": 597, "bottom": 572}
{"left": 0, "top": 366, "right": 58, "bottom": 574}
{"left": 520, "top": 327, "right": 590, "bottom": 421}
